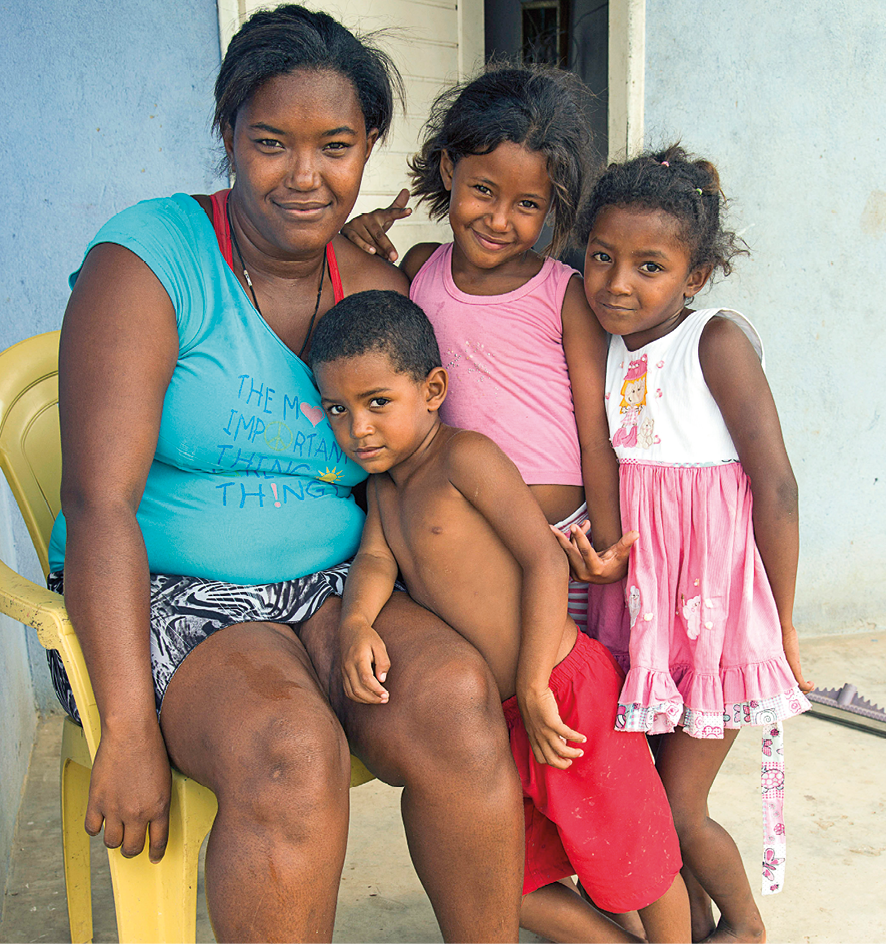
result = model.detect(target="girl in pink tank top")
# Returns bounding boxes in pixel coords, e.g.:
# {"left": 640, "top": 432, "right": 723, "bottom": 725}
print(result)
{"left": 343, "top": 66, "right": 634, "bottom": 659}
{"left": 344, "top": 67, "right": 694, "bottom": 944}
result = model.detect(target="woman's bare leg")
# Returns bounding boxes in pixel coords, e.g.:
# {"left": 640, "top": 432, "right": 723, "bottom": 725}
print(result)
{"left": 160, "top": 621, "right": 350, "bottom": 943}
{"left": 655, "top": 729, "right": 765, "bottom": 944}
{"left": 301, "top": 592, "right": 524, "bottom": 943}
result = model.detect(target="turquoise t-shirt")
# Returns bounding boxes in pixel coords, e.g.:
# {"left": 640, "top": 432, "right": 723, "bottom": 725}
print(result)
{"left": 48, "top": 194, "right": 367, "bottom": 584}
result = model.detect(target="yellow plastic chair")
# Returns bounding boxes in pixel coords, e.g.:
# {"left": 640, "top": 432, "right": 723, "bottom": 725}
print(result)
{"left": 0, "top": 331, "right": 375, "bottom": 943}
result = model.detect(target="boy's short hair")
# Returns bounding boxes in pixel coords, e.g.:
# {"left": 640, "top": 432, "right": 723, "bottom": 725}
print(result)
{"left": 310, "top": 290, "right": 442, "bottom": 382}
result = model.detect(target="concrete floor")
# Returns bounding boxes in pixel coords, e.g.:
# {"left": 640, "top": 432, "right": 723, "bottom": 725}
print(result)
{"left": 2, "top": 631, "right": 884, "bottom": 944}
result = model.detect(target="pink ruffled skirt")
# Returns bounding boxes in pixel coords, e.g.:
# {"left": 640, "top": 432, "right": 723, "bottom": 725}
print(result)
{"left": 616, "top": 460, "right": 809, "bottom": 739}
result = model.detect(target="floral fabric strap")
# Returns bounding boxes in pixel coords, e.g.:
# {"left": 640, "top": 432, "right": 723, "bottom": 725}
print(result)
{"left": 761, "top": 722, "right": 786, "bottom": 894}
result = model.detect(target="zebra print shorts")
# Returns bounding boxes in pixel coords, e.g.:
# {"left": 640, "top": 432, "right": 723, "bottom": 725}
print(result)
{"left": 46, "top": 563, "right": 350, "bottom": 723}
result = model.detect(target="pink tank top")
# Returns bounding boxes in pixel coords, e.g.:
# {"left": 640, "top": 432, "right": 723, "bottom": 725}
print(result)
{"left": 410, "top": 243, "right": 582, "bottom": 485}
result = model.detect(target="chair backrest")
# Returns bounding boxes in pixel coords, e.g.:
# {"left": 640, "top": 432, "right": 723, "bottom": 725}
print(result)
{"left": 0, "top": 332, "right": 62, "bottom": 577}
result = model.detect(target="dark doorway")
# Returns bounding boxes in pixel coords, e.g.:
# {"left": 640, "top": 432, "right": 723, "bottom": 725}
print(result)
{"left": 484, "top": 0, "right": 608, "bottom": 264}
{"left": 485, "top": 0, "right": 608, "bottom": 162}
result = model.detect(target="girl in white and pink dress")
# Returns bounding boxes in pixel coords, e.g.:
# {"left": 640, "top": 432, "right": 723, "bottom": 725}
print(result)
{"left": 568, "top": 144, "right": 813, "bottom": 943}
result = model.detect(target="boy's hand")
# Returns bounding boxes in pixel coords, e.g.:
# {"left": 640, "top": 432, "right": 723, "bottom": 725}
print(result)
{"left": 781, "top": 622, "right": 813, "bottom": 694}
{"left": 551, "top": 521, "right": 638, "bottom": 584}
{"left": 519, "top": 687, "right": 586, "bottom": 770}
{"left": 340, "top": 620, "right": 391, "bottom": 704}
{"left": 340, "top": 189, "right": 411, "bottom": 262}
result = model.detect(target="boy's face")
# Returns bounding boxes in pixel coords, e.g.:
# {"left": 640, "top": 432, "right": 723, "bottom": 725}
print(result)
{"left": 316, "top": 352, "right": 445, "bottom": 475}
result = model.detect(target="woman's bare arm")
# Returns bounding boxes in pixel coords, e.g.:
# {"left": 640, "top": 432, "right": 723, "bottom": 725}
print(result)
{"left": 59, "top": 242, "right": 179, "bottom": 860}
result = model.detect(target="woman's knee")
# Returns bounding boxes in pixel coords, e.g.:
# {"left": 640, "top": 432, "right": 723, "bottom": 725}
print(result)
{"left": 207, "top": 709, "right": 350, "bottom": 842}
{"left": 393, "top": 650, "right": 511, "bottom": 779}
{"left": 416, "top": 644, "right": 500, "bottom": 722}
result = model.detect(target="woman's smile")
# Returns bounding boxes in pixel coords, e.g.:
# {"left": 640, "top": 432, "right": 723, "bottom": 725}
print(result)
{"left": 225, "top": 68, "right": 378, "bottom": 264}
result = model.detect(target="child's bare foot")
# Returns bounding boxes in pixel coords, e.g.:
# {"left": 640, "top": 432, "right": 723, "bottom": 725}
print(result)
{"left": 701, "top": 918, "right": 765, "bottom": 943}
{"left": 692, "top": 918, "right": 716, "bottom": 943}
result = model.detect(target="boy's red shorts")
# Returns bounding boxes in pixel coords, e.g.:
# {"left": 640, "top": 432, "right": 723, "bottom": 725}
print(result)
{"left": 502, "top": 631, "right": 682, "bottom": 913}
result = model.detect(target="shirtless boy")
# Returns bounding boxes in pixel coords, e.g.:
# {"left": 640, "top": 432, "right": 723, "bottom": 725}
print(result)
{"left": 310, "top": 290, "right": 690, "bottom": 944}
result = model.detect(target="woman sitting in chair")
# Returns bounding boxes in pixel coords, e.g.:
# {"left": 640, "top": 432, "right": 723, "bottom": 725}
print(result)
{"left": 45, "top": 6, "right": 523, "bottom": 941}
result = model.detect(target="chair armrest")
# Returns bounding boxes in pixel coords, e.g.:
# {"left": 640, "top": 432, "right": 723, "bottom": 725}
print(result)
{"left": 0, "top": 555, "right": 101, "bottom": 755}
{"left": 0, "top": 556, "right": 73, "bottom": 650}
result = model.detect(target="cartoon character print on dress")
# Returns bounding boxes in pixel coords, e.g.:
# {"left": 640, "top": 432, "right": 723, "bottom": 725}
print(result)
{"left": 612, "top": 354, "right": 655, "bottom": 448}
{"left": 679, "top": 577, "right": 717, "bottom": 642}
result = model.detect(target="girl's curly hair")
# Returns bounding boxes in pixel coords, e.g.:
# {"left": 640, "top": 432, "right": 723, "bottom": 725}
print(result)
{"left": 578, "top": 143, "right": 749, "bottom": 277}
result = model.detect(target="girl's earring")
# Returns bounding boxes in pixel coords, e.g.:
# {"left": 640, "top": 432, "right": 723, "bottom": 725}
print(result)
{"left": 684, "top": 294, "right": 695, "bottom": 303}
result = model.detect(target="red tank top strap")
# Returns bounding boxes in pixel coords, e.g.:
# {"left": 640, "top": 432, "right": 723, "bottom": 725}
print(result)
{"left": 213, "top": 189, "right": 341, "bottom": 300}
{"left": 326, "top": 242, "right": 344, "bottom": 302}
{"left": 209, "top": 189, "right": 235, "bottom": 270}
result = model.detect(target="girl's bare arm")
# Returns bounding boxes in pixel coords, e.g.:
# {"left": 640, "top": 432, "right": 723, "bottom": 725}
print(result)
{"left": 339, "top": 191, "right": 441, "bottom": 283}
{"left": 58, "top": 243, "right": 179, "bottom": 861}
{"left": 699, "top": 316, "right": 812, "bottom": 692}
{"left": 561, "top": 275, "right": 624, "bottom": 554}
{"left": 339, "top": 188, "right": 412, "bottom": 262}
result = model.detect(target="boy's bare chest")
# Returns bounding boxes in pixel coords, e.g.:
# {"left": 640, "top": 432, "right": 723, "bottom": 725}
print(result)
{"left": 374, "top": 472, "right": 517, "bottom": 608}
{"left": 377, "top": 472, "right": 468, "bottom": 559}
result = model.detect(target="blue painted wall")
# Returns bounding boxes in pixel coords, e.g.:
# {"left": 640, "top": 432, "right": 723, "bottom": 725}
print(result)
{"left": 644, "top": 1, "right": 885, "bottom": 636}
{"left": 0, "top": 0, "right": 221, "bottom": 894}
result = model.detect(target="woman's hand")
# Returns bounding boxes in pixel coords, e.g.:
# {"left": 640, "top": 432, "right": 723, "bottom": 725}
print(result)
{"left": 551, "top": 521, "right": 637, "bottom": 584}
{"left": 518, "top": 685, "right": 586, "bottom": 769}
{"left": 340, "top": 188, "right": 411, "bottom": 262}
{"left": 340, "top": 619, "right": 391, "bottom": 704}
{"left": 85, "top": 718, "right": 171, "bottom": 863}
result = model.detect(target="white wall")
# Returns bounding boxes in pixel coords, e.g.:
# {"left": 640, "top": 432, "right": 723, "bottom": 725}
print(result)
{"left": 643, "top": 1, "right": 885, "bottom": 635}
{"left": 0, "top": 486, "right": 38, "bottom": 899}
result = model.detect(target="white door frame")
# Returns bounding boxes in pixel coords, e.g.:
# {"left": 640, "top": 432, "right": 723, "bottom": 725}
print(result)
{"left": 608, "top": 0, "right": 645, "bottom": 162}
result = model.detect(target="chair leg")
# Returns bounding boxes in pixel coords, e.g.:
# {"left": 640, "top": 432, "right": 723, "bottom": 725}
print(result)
{"left": 106, "top": 772, "right": 216, "bottom": 944}
{"left": 106, "top": 845, "right": 195, "bottom": 944}
{"left": 60, "top": 756, "right": 94, "bottom": 944}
